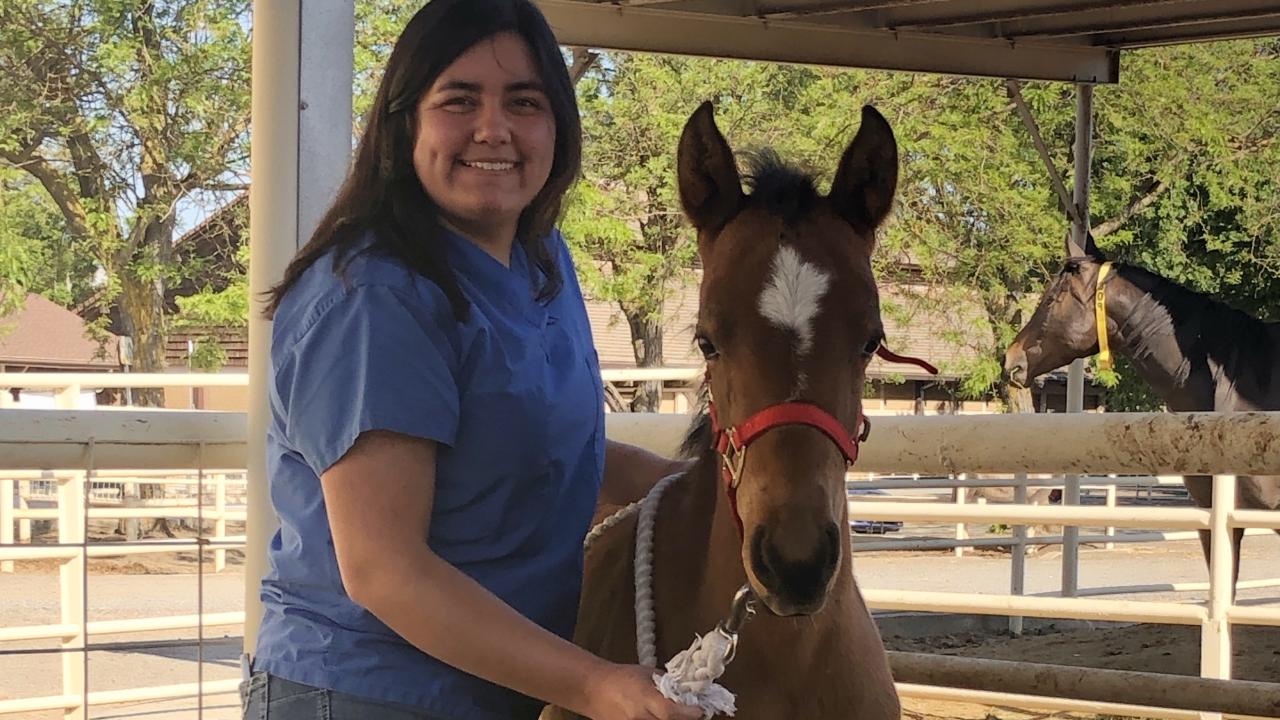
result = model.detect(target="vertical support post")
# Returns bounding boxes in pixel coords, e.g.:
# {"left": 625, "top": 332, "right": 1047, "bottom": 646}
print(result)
{"left": 953, "top": 474, "right": 968, "bottom": 558}
{"left": 215, "top": 474, "right": 227, "bottom": 573}
{"left": 122, "top": 482, "right": 140, "bottom": 541}
{"left": 18, "top": 480, "right": 31, "bottom": 543}
{"left": 1062, "top": 82, "right": 1093, "bottom": 599}
{"left": 1105, "top": 482, "right": 1118, "bottom": 550}
{"left": 1, "top": 478, "right": 13, "bottom": 573}
{"left": 1010, "top": 476, "right": 1028, "bottom": 635}
{"left": 1200, "top": 474, "right": 1236, "bottom": 720}
{"left": 59, "top": 473, "right": 86, "bottom": 720}
{"left": 246, "top": 0, "right": 355, "bottom": 652}
{"left": 55, "top": 384, "right": 82, "bottom": 410}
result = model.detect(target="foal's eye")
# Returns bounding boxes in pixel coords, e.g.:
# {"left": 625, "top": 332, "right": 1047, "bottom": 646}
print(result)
{"left": 696, "top": 335, "right": 719, "bottom": 360}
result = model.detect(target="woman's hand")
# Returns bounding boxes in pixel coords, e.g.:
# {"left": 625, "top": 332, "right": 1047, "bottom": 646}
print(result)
{"left": 582, "top": 663, "right": 705, "bottom": 720}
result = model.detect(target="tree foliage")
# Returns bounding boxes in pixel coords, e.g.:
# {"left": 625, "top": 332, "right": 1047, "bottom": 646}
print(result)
{"left": 0, "top": 166, "right": 94, "bottom": 320}
{"left": 4, "top": 4, "right": 1277, "bottom": 414}
{"left": 0, "top": 0, "right": 250, "bottom": 397}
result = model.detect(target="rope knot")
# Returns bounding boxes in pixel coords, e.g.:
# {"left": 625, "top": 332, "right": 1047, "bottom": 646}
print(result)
{"left": 655, "top": 630, "right": 738, "bottom": 718}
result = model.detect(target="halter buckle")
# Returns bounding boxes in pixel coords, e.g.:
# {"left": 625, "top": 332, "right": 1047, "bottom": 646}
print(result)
{"left": 721, "top": 428, "right": 747, "bottom": 488}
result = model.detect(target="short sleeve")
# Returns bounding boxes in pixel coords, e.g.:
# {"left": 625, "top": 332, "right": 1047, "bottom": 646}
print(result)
{"left": 273, "top": 284, "right": 461, "bottom": 476}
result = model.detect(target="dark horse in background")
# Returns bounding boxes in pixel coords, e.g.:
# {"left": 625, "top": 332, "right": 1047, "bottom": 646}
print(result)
{"left": 1004, "top": 233, "right": 1280, "bottom": 590}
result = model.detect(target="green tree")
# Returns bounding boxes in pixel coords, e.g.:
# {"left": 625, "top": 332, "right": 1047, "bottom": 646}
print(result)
{"left": 0, "top": 0, "right": 250, "bottom": 401}
{"left": 0, "top": 167, "right": 81, "bottom": 319}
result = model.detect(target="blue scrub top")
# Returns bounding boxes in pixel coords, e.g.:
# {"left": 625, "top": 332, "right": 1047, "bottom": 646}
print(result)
{"left": 253, "top": 227, "right": 606, "bottom": 720}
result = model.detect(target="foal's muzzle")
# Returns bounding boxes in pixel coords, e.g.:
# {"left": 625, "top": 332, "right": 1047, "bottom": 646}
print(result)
{"left": 750, "top": 521, "right": 841, "bottom": 615}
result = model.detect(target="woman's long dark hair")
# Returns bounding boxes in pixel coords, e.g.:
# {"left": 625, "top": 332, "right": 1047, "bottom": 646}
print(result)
{"left": 263, "top": 0, "right": 582, "bottom": 320}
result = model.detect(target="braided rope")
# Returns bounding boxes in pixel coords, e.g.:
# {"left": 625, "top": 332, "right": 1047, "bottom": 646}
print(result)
{"left": 581, "top": 471, "right": 741, "bottom": 717}
{"left": 583, "top": 501, "right": 642, "bottom": 554}
{"left": 633, "top": 472, "right": 683, "bottom": 668}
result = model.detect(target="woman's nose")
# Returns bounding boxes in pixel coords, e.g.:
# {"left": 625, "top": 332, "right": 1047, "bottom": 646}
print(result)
{"left": 472, "top": 102, "right": 512, "bottom": 145}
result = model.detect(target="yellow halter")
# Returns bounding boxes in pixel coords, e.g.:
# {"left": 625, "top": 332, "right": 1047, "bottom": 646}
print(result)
{"left": 1094, "top": 261, "right": 1114, "bottom": 371}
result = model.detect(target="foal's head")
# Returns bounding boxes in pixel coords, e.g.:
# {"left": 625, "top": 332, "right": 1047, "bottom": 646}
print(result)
{"left": 1005, "top": 235, "right": 1109, "bottom": 387}
{"left": 678, "top": 102, "right": 897, "bottom": 615}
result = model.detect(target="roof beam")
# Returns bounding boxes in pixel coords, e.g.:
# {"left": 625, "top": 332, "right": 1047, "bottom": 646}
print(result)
{"left": 1099, "top": 16, "right": 1280, "bottom": 46}
{"left": 757, "top": 0, "right": 954, "bottom": 17}
{"left": 536, "top": 0, "right": 1119, "bottom": 83}
{"left": 883, "top": 0, "right": 1193, "bottom": 30}
{"left": 1012, "top": 5, "right": 1280, "bottom": 40}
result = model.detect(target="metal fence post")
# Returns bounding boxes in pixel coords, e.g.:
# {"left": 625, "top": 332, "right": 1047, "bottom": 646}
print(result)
{"left": 1199, "top": 474, "right": 1236, "bottom": 720}
{"left": 1009, "top": 475, "right": 1028, "bottom": 635}
{"left": 1, "top": 478, "right": 13, "bottom": 573}
{"left": 953, "top": 474, "right": 968, "bottom": 558}
{"left": 214, "top": 474, "right": 227, "bottom": 573}
{"left": 58, "top": 472, "right": 87, "bottom": 720}
{"left": 18, "top": 480, "right": 31, "bottom": 542}
{"left": 1105, "top": 482, "right": 1118, "bottom": 550}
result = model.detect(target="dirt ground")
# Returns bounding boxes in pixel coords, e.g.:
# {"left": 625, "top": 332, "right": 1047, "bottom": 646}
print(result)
{"left": 887, "top": 624, "right": 1280, "bottom": 719}
{"left": 887, "top": 623, "right": 1280, "bottom": 682}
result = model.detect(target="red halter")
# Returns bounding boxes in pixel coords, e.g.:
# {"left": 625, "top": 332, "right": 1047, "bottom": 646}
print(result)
{"left": 708, "top": 344, "right": 938, "bottom": 539}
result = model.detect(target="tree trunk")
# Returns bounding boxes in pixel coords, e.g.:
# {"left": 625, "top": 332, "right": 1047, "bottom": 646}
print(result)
{"left": 117, "top": 267, "right": 168, "bottom": 407}
{"left": 987, "top": 293, "right": 1036, "bottom": 414}
{"left": 114, "top": 209, "right": 174, "bottom": 407}
{"left": 1001, "top": 381, "right": 1036, "bottom": 414}
{"left": 625, "top": 310, "right": 664, "bottom": 412}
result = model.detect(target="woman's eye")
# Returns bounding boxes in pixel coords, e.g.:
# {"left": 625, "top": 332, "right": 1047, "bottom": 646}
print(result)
{"left": 439, "top": 96, "right": 475, "bottom": 111}
{"left": 696, "top": 336, "right": 719, "bottom": 360}
{"left": 510, "top": 96, "right": 543, "bottom": 112}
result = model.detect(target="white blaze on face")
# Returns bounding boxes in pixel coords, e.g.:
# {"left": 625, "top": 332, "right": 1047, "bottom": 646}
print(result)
{"left": 758, "top": 246, "right": 831, "bottom": 364}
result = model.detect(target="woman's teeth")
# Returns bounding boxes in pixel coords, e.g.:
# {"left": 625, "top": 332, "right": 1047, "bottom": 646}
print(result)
{"left": 463, "top": 161, "right": 515, "bottom": 171}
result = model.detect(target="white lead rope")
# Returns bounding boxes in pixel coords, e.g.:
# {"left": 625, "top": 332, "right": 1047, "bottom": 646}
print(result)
{"left": 584, "top": 472, "right": 747, "bottom": 718}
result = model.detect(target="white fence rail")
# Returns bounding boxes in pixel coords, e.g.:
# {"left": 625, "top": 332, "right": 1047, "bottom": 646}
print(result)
{"left": 1, "top": 470, "right": 247, "bottom": 574}
{"left": 3, "top": 406, "right": 1280, "bottom": 719}
{"left": 0, "top": 409, "right": 249, "bottom": 719}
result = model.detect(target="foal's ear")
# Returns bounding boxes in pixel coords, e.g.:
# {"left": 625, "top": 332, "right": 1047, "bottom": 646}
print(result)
{"left": 678, "top": 101, "right": 743, "bottom": 232}
{"left": 829, "top": 105, "right": 898, "bottom": 237}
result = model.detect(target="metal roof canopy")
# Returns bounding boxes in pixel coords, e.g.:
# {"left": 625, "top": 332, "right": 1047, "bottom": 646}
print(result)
{"left": 535, "top": 0, "right": 1280, "bottom": 84}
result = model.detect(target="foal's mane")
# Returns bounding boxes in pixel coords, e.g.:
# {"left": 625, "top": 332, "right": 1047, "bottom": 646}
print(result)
{"left": 741, "top": 149, "right": 820, "bottom": 225}
{"left": 678, "top": 390, "right": 713, "bottom": 460}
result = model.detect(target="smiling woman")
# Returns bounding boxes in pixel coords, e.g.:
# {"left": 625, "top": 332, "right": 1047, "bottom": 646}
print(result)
{"left": 246, "top": 2, "right": 701, "bottom": 720}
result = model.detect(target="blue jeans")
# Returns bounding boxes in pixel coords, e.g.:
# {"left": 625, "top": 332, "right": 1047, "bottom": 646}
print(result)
{"left": 240, "top": 672, "right": 454, "bottom": 719}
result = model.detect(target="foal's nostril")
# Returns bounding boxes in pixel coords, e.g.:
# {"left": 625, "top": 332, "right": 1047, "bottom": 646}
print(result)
{"left": 749, "top": 528, "right": 777, "bottom": 588}
{"left": 823, "top": 522, "right": 840, "bottom": 567}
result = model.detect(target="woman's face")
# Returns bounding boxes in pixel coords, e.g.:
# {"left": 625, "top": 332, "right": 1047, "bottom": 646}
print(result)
{"left": 413, "top": 32, "right": 556, "bottom": 244}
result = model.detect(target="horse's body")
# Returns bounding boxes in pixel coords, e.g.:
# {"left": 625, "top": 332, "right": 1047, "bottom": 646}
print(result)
{"left": 1005, "top": 235, "right": 1280, "bottom": 586}
{"left": 546, "top": 103, "right": 902, "bottom": 719}
{"left": 965, "top": 484, "right": 1061, "bottom": 548}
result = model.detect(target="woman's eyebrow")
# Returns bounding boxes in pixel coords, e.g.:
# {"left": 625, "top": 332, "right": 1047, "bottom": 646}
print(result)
{"left": 433, "top": 79, "right": 547, "bottom": 93}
